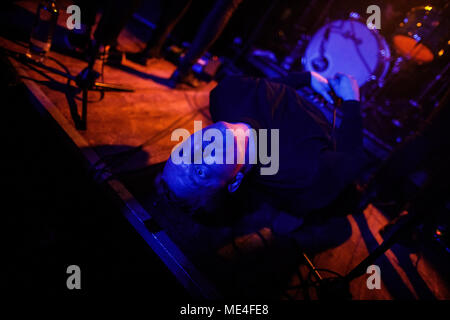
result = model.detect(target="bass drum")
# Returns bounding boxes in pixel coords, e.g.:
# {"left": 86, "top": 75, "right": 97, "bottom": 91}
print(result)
{"left": 302, "top": 19, "right": 391, "bottom": 87}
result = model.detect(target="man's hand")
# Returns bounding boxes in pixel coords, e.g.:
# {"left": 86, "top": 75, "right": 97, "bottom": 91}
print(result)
{"left": 310, "top": 71, "right": 334, "bottom": 104}
{"left": 328, "top": 73, "right": 360, "bottom": 102}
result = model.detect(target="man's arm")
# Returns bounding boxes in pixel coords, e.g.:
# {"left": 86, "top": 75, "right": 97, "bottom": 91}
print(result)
{"left": 329, "top": 73, "right": 363, "bottom": 153}
{"left": 309, "top": 99, "right": 365, "bottom": 211}
{"left": 335, "top": 100, "right": 363, "bottom": 152}
{"left": 272, "top": 71, "right": 336, "bottom": 104}
{"left": 309, "top": 73, "right": 366, "bottom": 208}
{"left": 273, "top": 71, "right": 363, "bottom": 152}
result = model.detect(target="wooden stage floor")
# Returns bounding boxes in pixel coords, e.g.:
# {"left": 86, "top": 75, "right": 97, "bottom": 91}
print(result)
{"left": 2, "top": 0, "right": 449, "bottom": 300}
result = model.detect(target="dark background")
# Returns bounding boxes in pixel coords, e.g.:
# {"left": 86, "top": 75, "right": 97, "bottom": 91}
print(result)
{"left": 3, "top": 0, "right": 449, "bottom": 298}
{"left": 2, "top": 54, "right": 188, "bottom": 297}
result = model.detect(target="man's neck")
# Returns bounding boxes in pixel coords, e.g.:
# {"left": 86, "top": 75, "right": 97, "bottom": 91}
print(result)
{"left": 226, "top": 122, "right": 256, "bottom": 172}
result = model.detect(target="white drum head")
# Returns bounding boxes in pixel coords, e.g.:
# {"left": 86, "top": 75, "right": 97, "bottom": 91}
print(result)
{"left": 303, "top": 19, "right": 390, "bottom": 86}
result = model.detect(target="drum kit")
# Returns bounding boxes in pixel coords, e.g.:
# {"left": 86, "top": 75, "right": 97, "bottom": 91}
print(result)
{"left": 299, "top": 5, "right": 449, "bottom": 149}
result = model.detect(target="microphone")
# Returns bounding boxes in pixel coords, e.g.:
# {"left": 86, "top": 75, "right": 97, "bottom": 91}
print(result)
{"left": 311, "top": 56, "right": 329, "bottom": 72}
{"left": 312, "top": 26, "right": 331, "bottom": 72}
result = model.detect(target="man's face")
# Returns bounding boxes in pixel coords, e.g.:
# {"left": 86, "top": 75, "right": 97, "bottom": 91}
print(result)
{"left": 161, "top": 122, "right": 247, "bottom": 202}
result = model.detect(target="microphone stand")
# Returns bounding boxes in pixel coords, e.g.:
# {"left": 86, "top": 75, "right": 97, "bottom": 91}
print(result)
{"left": 74, "top": 41, "right": 134, "bottom": 130}
{"left": 7, "top": 45, "right": 134, "bottom": 130}
{"left": 9, "top": 40, "right": 135, "bottom": 131}
{"left": 302, "top": 202, "right": 420, "bottom": 300}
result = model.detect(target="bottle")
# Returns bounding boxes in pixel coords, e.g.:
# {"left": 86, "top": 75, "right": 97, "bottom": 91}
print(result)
{"left": 26, "top": 0, "right": 59, "bottom": 62}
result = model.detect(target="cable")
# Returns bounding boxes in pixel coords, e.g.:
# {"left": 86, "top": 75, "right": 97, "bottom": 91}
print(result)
{"left": 283, "top": 249, "right": 345, "bottom": 299}
{"left": 331, "top": 106, "right": 337, "bottom": 151}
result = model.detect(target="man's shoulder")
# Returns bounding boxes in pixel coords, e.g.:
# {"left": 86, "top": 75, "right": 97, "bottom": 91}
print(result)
{"left": 218, "top": 75, "right": 261, "bottom": 87}
{"left": 211, "top": 75, "right": 262, "bottom": 100}
{"left": 213, "top": 75, "right": 293, "bottom": 93}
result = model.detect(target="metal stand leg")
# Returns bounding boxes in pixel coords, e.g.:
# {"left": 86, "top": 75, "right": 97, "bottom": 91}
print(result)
{"left": 344, "top": 210, "right": 418, "bottom": 282}
{"left": 80, "top": 87, "right": 88, "bottom": 130}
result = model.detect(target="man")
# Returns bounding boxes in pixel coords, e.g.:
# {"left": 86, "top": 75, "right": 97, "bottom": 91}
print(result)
{"left": 160, "top": 71, "right": 366, "bottom": 234}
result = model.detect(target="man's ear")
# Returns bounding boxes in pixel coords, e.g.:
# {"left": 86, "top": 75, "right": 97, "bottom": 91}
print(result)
{"left": 227, "top": 171, "right": 245, "bottom": 193}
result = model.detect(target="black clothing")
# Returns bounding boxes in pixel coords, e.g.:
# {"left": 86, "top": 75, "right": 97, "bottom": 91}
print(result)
{"left": 76, "top": 0, "right": 141, "bottom": 47}
{"left": 94, "top": 0, "right": 142, "bottom": 46}
{"left": 372, "top": 88, "right": 450, "bottom": 210}
{"left": 138, "top": 0, "right": 242, "bottom": 74}
{"left": 142, "top": 0, "right": 193, "bottom": 57}
{"left": 210, "top": 72, "right": 366, "bottom": 217}
{"left": 177, "top": 0, "right": 243, "bottom": 75}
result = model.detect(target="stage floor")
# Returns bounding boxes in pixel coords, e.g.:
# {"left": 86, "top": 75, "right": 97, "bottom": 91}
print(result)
{"left": 2, "top": 0, "right": 449, "bottom": 299}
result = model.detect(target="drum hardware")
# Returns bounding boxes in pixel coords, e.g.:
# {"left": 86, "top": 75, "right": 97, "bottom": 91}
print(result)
{"left": 281, "top": 35, "right": 310, "bottom": 71}
{"left": 429, "top": 67, "right": 450, "bottom": 107}
{"left": 392, "top": 5, "right": 449, "bottom": 65}
{"left": 303, "top": 18, "right": 391, "bottom": 87}
{"left": 342, "top": 29, "right": 363, "bottom": 45}
{"left": 367, "top": 53, "right": 449, "bottom": 115}
{"left": 310, "top": 25, "right": 332, "bottom": 74}
{"left": 363, "top": 56, "right": 406, "bottom": 106}
{"left": 310, "top": 0, "right": 336, "bottom": 34}
{"left": 252, "top": 3, "right": 449, "bottom": 153}
{"left": 311, "top": 56, "right": 328, "bottom": 72}
{"left": 301, "top": 4, "right": 448, "bottom": 105}
{"left": 409, "top": 62, "right": 450, "bottom": 109}
{"left": 391, "top": 56, "right": 404, "bottom": 74}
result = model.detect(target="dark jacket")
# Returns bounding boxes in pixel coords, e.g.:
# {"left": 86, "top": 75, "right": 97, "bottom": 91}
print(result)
{"left": 209, "top": 72, "right": 366, "bottom": 219}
